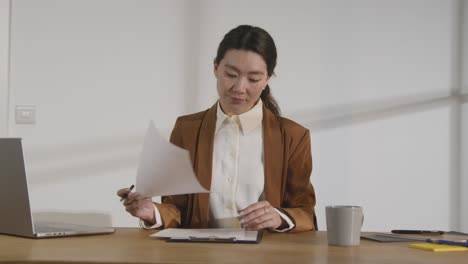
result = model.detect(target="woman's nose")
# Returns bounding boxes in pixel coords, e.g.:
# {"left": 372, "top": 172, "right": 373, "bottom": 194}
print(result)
{"left": 232, "top": 77, "right": 247, "bottom": 93}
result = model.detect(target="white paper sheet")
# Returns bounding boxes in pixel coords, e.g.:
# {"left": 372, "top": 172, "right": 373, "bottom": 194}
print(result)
{"left": 151, "top": 228, "right": 258, "bottom": 241}
{"left": 135, "top": 121, "right": 209, "bottom": 197}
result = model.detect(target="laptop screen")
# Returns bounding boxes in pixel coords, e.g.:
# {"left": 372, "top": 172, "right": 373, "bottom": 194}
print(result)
{"left": 0, "top": 138, "right": 36, "bottom": 237}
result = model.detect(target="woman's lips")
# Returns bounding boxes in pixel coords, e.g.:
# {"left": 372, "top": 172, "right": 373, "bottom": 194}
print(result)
{"left": 230, "top": 97, "right": 245, "bottom": 104}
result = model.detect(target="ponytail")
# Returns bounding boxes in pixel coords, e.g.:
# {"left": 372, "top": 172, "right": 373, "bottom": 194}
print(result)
{"left": 261, "top": 85, "right": 281, "bottom": 116}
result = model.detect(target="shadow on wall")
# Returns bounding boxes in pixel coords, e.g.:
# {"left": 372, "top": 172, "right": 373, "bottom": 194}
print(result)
{"left": 462, "top": 93, "right": 468, "bottom": 103}
{"left": 27, "top": 152, "right": 138, "bottom": 186}
{"left": 26, "top": 133, "right": 143, "bottom": 164}
{"left": 33, "top": 212, "right": 112, "bottom": 227}
{"left": 23, "top": 129, "right": 171, "bottom": 187}
{"left": 286, "top": 90, "right": 461, "bottom": 131}
{"left": 22, "top": 91, "right": 467, "bottom": 187}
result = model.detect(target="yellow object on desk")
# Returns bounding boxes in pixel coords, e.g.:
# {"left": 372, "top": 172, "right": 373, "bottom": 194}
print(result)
{"left": 409, "top": 243, "right": 468, "bottom": 252}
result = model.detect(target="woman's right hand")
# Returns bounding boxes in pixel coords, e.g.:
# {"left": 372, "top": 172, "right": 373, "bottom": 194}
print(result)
{"left": 117, "top": 188, "right": 156, "bottom": 225}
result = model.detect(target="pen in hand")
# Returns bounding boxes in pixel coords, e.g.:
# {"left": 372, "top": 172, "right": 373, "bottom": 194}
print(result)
{"left": 120, "top": 184, "right": 135, "bottom": 202}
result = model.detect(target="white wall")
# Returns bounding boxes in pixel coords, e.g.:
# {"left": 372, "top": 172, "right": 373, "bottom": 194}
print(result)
{"left": 4, "top": 0, "right": 466, "bottom": 231}
{"left": 300, "top": 0, "right": 456, "bottom": 230}
{"left": 462, "top": 102, "right": 467, "bottom": 232}
{"left": 461, "top": 0, "right": 468, "bottom": 232}
{"left": 9, "top": 0, "right": 192, "bottom": 227}
{"left": 0, "top": 0, "right": 9, "bottom": 136}
{"left": 465, "top": 0, "right": 468, "bottom": 95}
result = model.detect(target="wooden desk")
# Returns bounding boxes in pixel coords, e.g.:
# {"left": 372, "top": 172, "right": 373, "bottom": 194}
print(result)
{"left": 0, "top": 228, "right": 466, "bottom": 263}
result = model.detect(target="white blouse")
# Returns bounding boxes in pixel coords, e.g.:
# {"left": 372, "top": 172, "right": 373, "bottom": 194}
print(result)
{"left": 209, "top": 100, "right": 266, "bottom": 227}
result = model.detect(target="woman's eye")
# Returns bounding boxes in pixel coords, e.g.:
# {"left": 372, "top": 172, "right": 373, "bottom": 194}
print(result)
{"left": 225, "top": 72, "right": 237, "bottom": 78}
{"left": 249, "top": 79, "right": 261, "bottom": 83}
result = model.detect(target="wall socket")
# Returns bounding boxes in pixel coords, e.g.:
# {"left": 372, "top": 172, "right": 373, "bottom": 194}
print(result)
{"left": 15, "top": 105, "right": 36, "bottom": 124}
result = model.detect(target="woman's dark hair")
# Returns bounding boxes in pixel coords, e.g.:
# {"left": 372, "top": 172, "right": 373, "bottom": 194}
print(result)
{"left": 215, "top": 25, "right": 281, "bottom": 116}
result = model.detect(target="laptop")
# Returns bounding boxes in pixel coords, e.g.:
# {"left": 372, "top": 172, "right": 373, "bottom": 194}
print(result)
{"left": 0, "top": 138, "right": 115, "bottom": 238}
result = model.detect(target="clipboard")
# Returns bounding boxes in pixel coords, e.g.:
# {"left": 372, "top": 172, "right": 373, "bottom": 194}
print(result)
{"left": 168, "top": 232, "right": 263, "bottom": 243}
{"left": 151, "top": 228, "right": 263, "bottom": 244}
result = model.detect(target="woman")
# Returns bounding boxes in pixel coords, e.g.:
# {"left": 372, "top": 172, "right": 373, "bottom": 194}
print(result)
{"left": 117, "top": 25, "right": 317, "bottom": 232}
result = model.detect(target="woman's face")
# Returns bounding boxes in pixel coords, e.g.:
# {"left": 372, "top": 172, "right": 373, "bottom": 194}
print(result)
{"left": 214, "top": 49, "right": 269, "bottom": 116}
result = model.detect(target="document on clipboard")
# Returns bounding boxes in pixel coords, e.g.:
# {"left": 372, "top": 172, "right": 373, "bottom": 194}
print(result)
{"left": 151, "top": 228, "right": 262, "bottom": 244}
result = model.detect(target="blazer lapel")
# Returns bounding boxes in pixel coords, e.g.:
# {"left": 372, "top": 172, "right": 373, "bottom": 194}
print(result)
{"left": 193, "top": 103, "right": 217, "bottom": 226}
{"left": 263, "top": 106, "right": 284, "bottom": 207}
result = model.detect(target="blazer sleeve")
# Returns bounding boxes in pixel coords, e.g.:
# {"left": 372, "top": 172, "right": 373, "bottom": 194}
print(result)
{"left": 153, "top": 118, "right": 190, "bottom": 229}
{"left": 281, "top": 130, "right": 317, "bottom": 232}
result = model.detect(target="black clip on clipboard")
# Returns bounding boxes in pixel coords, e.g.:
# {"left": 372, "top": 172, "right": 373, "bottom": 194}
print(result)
{"left": 167, "top": 232, "right": 263, "bottom": 244}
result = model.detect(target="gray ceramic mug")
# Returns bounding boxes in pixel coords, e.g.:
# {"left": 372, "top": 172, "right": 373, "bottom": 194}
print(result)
{"left": 326, "top": 205, "right": 364, "bottom": 246}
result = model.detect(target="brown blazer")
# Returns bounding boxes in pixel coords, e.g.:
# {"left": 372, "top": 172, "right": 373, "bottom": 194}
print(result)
{"left": 155, "top": 103, "right": 317, "bottom": 232}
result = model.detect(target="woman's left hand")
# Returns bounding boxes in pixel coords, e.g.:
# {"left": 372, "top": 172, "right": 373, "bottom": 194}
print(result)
{"left": 239, "top": 200, "right": 286, "bottom": 231}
